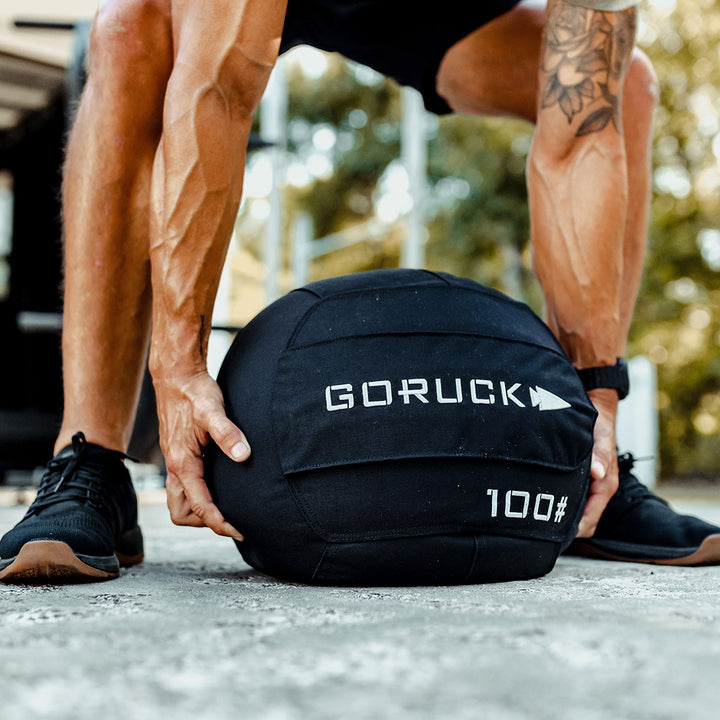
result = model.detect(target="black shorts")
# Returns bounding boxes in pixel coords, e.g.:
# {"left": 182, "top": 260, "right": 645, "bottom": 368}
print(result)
{"left": 280, "top": 0, "right": 522, "bottom": 114}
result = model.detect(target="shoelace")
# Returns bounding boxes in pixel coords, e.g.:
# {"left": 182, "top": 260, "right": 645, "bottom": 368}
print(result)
{"left": 25, "top": 432, "right": 130, "bottom": 532}
{"left": 614, "top": 452, "right": 664, "bottom": 507}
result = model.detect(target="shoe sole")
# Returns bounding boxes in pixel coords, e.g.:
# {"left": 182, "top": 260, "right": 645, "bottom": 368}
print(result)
{"left": 0, "top": 540, "right": 144, "bottom": 584}
{"left": 568, "top": 533, "right": 720, "bottom": 566}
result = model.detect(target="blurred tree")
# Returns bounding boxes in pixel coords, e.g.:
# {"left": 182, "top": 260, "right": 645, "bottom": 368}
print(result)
{"left": 627, "top": 0, "right": 720, "bottom": 477}
{"left": 425, "top": 116, "right": 539, "bottom": 309}
{"left": 285, "top": 55, "right": 401, "bottom": 242}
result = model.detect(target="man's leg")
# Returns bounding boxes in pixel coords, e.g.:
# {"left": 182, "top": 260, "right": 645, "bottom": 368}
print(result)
{"left": 439, "top": 0, "right": 657, "bottom": 349}
{"left": 436, "top": 0, "right": 544, "bottom": 123}
{"left": 436, "top": 0, "right": 656, "bottom": 384}
{"left": 59, "top": 0, "right": 173, "bottom": 455}
{"left": 614, "top": 50, "right": 656, "bottom": 355}
{"left": 0, "top": 0, "right": 174, "bottom": 583}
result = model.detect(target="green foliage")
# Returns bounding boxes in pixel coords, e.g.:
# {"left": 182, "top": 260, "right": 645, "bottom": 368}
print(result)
{"left": 284, "top": 58, "right": 401, "bottom": 238}
{"left": 628, "top": 0, "right": 720, "bottom": 476}
{"left": 425, "top": 115, "right": 542, "bottom": 311}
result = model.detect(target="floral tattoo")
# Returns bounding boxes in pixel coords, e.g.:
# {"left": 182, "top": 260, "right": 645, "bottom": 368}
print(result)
{"left": 540, "top": 4, "right": 636, "bottom": 137}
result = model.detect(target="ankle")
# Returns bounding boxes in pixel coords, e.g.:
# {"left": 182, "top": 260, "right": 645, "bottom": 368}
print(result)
{"left": 54, "top": 427, "right": 128, "bottom": 456}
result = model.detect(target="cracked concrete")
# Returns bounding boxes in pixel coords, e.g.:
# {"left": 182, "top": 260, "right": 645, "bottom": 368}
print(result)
{"left": 2, "top": 499, "right": 720, "bottom": 720}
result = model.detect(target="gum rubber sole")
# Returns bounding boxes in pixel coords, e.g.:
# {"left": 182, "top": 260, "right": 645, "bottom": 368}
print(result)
{"left": 568, "top": 533, "right": 720, "bottom": 567}
{"left": 0, "top": 540, "right": 130, "bottom": 584}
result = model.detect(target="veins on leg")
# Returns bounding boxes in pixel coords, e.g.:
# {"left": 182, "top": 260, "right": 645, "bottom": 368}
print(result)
{"left": 540, "top": 5, "right": 636, "bottom": 137}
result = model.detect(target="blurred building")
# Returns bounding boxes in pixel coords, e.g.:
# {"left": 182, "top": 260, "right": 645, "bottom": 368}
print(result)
{"left": 0, "top": 2, "right": 97, "bottom": 478}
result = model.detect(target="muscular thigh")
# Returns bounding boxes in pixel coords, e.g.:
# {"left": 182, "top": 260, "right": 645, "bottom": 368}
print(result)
{"left": 281, "top": 0, "right": 522, "bottom": 114}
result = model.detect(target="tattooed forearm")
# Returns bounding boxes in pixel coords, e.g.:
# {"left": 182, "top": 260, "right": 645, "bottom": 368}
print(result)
{"left": 540, "top": 3, "right": 636, "bottom": 137}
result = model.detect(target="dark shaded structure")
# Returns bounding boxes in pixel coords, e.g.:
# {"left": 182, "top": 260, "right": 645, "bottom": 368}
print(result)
{"left": 0, "top": 51, "right": 67, "bottom": 478}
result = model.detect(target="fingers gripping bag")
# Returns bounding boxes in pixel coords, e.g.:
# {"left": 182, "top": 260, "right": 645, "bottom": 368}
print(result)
{"left": 205, "top": 269, "right": 596, "bottom": 585}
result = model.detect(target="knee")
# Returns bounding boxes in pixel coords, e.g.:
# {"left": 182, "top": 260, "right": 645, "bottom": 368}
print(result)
{"left": 436, "top": 2, "right": 543, "bottom": 121}
{"left": 437, "top": 53, "right": 538, "bottom": 123}
{"left": 624, "top": 49, "right": 660, "bottom": 122}
{"left": 436, "top": 56, "right": 488, "bottom": 117}
{"left": 88, "top": 0, "right": 172, "bottom": 80}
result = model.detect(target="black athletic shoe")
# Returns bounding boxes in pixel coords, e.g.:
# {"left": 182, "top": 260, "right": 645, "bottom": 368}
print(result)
{"left": 0, "top": 432, "right": 144, "bottom": 583}
{"left": 567, "top": 453, "right": 720, "bottom": 566}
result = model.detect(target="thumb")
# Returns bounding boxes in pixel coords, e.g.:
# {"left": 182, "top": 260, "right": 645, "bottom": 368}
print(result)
{"left": 591, "top": 455, "right": 607, "bottom": 481}
{"left": 207, "top": 411, "right": 251, "bottom": 462}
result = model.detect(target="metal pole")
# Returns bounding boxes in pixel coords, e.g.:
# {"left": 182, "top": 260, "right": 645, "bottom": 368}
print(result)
{"left": 616, "top": 357, "right": 659, "bottom": 488}
{"left": 400, "top": 87, "right": 428, "bottom": 268}
{"left": 293, "top": 212, "right": 314, "bottom": 288}
{"left": 260, "top": 60, "right": 287, "bottom": 303}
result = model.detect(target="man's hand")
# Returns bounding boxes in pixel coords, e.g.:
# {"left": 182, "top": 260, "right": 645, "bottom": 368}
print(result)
{"left": 153, "top": 371, "right": 250, "bottom": 541}
{"left": 577, "top": 387, "right": 619, "bottom": 538}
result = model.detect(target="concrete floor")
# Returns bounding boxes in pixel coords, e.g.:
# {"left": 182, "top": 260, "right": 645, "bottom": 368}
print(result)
{"left": 2, "top": 498, "right": 720, "bottom": 720}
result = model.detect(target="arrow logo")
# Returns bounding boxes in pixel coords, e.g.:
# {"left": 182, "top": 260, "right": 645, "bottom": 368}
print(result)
{"left": 529, "top": 386, "right": 571, "bottom": 412}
